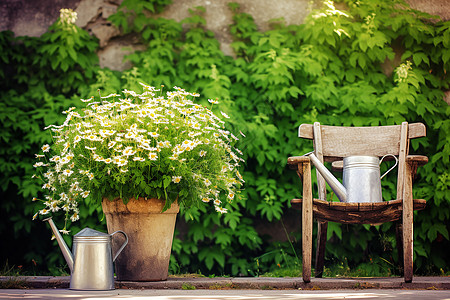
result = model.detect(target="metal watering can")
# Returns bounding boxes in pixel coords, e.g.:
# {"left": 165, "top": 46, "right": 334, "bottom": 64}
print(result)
{"left": 44, "top": 217, "right": 128, "bottom": 290}
{"left": 306, "top": 152, "right": 398, "bottom": 203}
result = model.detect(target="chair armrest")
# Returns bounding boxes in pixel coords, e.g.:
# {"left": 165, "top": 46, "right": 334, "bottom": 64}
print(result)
{"left": 406, "top": 155, "right": 428, "bottom": 166}
{"left": 287, "top": 156, "right": 310, "bottom": 169}
{"left": 406, "top": 155, "right": 428, "bottom": 181}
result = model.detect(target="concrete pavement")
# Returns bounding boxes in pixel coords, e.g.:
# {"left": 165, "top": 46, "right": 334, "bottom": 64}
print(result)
{"left": 1, "top": 275, "right": 449, "bottom": 290}
{"left": 1, "top": 289, "right": 450, "bottom": 300}
{"left": 1, "top": 276, "right": 449, "bottom": 299}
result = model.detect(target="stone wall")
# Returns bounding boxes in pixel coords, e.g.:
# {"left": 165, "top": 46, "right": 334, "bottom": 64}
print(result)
{"left": 1, "top": 0, "right": 449, "bottom": 72}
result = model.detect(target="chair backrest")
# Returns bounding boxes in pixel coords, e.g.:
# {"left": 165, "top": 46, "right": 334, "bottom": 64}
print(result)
{"left": 299, "top": 122, "right": 426, "bottom": 201}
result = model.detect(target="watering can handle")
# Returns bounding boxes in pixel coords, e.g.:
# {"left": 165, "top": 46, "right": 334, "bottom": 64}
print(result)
{"left": 111, "top": 230, "right": 128, "bottom": 262}
{"left": 379, "top": 154, "right": 399, "bottom": 180}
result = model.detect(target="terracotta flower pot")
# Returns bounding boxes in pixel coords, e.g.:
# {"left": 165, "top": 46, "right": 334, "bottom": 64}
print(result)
{"left": 102, "top": 197, "right": 179, "bottom": 281}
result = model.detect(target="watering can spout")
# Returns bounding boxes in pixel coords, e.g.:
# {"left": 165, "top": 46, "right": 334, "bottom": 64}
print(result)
{"left": 305, "top": 152, "right": 348, "bottom": 202}
{"left": 43, "top": 217, "right": 74, "bottom": 273}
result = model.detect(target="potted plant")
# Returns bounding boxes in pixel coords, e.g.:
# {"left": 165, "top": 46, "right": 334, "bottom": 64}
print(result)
{"left": 33, "top": 84, "right": 245, "bottom": 281}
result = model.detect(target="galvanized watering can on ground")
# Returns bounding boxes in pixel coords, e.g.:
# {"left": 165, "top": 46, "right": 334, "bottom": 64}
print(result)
{"left": 44, "top": 217, "right": 128, "bottom": 290}
{"left": 306, "top": 152, "right": 398, "bottom": 203}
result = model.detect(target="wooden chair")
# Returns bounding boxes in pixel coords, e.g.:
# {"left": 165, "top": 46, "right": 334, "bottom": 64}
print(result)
{"left": 287, "top": 122, "right": 428, "bottom": 283}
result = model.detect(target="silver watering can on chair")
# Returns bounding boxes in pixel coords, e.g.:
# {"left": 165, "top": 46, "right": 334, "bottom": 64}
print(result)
{"left": 44, "top": 217, "right": 128, "bottom": 290}
{"left": 305, "top": 152, "right": 398, "bottom": 203}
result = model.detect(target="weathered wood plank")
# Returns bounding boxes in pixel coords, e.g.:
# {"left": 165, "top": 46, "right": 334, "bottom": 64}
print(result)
{"left": 290, "top": 198, "right": 426, "bottom": 224}
{"left": 403, "top": 162, "right": 414, "bottom": 283}
{"left": 409, "top": 123, "right": 426, "bottom": 139}
{"left": 313, "top": 122, "right": 327, "bottom": 201}
{"left": 299, "top": 123, "right": 426, "bottom": 140}
{"left": 287, "top": 156, "right": 310, "bottom": 170}
{"left": 397, "top": 122, "right": 409, "bottom": 201}
{"left": 301, "top": 162, "right": 313, "bottom": 283}
{"left": 395, "top": 222, "right": 404, "bottom": 275}
{"left": 313, "top": 122, "right": 328, "bottom": 280}
{"left": 406, "top": 155, "right": 428, "bottom": 165}
{"left": 298, "top": 123, "right": 426, "bottom": 158}
{"left": 406, "top": 155, "right": 428, "bottom": 181}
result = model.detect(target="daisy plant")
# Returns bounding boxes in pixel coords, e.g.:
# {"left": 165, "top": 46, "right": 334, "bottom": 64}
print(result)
{"left": 32, "top": 84, "right": 245, "bottom": 231}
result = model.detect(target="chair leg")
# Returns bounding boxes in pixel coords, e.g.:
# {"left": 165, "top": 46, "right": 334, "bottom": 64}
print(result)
{"left": 302, "top": 215, "right": 312, "bottom": 283}
{"left": 403, "top": 218, "right": 413, "bottom": 283}
{"left": 395, "top": 222, "right": 404, "bottom": 275}
{"left": 315, "top": 221, "right": 327, "bottom": 278}
{"left": 301, "top": 162, "right": 313, "bottom": 283}
{"left": 403, "top": 163, "right": 414, "bottom": 283}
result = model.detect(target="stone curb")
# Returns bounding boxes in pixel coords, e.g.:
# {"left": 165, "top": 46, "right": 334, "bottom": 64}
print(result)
{"left": 1, "top": 276, "right": 449, "bottom": 290}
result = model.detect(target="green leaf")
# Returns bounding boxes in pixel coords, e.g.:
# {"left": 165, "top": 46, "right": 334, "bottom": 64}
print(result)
{"left": 163, "top": 175, "right": 171, "bottom": 188}
{"left": 223, "top": 210, "right": 241, "bottom": 230}
{"left": 214, "top": 228, "right": 232, "bottom": 247}
{"left": 413, "top": 52, "right": 429, "bottom": 66}
{"left": 427, "top": 223, "right": 449, "bottom": 241}
{"left": 198, "top": 247, "right": 225, "bottom": 270}
{"left": 327, "top": 222, "right": 342, "bottom": 240}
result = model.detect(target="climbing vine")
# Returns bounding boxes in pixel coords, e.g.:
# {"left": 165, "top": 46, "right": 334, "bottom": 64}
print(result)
{"left": 0, "top": 0, "right": 449, "bottom": 276}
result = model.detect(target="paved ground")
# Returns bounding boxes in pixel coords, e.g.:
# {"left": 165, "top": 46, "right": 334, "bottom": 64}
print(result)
{"left": 1, "top": 275, "right": 449, "bottom": 290}
{"left": 1, "top": 289, "right": 450, "bottom": 300}
{"left": 1, "top": 276, "right": 449, "bottom": 299}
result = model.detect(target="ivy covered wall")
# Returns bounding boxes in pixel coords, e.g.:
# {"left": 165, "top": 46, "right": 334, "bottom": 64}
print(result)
{"left": 0, "top": 0, "right": 449, "bottom": 277}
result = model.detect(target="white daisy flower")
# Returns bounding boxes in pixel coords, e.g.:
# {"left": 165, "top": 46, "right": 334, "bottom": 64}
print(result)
{"left": 148, "top": 152, "right": 158, "bottom": 161}
{"left": 50, "top": 201, "right": 61, "bottom": 212}
{"left": 125, "top": 131, "right": 136, "bottom": 139}
{"left": 63, "top": 169, "right": 73, "bottom": 176}
{"left": 149, "top": 132, "right": 159, "bottom": 138}
{"left": 71, "top": 212, "right": 80, "bottom": 222}
{"left": 39, "top": 208, "right": 50, "bottom": 215}
{"left": 116, "top": 158, "right": 128, "bottom": 167}
{"left": 123, "top": 147, "right": 136, "bottom": 156}
{"left": 215, "top": 206, "right": 228, "bottom": 214}
{"left": 59, "top": 229, "right": 70, "bottom": 235}
{"left": 172, "top": 176, "right": 182, "bottom": 183}
{"left": 108, "top": 141, "right": 116, "bottom": 148}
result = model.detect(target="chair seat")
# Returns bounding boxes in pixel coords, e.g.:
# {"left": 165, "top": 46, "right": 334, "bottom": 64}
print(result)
{"left": 291, "top": 199, "right": 426, "bottom": 224}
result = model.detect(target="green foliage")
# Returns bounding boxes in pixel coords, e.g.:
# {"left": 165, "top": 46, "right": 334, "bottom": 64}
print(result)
{"left": 181, "top": 283, "right": 196, "bottom": 290}
{"left": 0, "top": 13, "right": 103, "bottom": 274}
{"left": 1, "top": 0, "right": 449, "bottom": 277}
{"left": 108, "top": 0, "right": 173, "bottom": 33}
